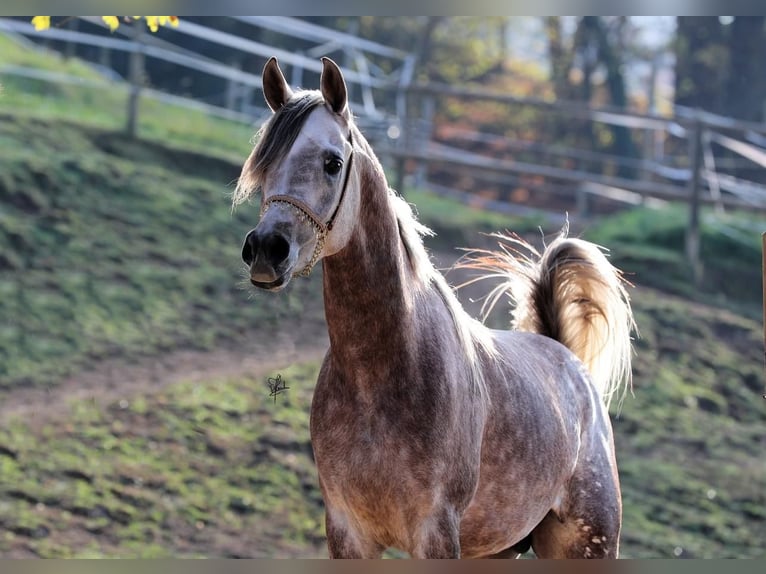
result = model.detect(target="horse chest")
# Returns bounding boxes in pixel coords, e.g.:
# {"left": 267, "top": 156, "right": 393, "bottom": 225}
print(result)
{"left": 310, "top": 370, "right": 469, "bottom": 525}
{"left": 311, "top": 362, "right": 457, "bottom": 459}
{"left": 311, "top": 394, "right": 436, "bottom": 483}
{"left": 312, "top": 407, "right": 438, "bottom": 540}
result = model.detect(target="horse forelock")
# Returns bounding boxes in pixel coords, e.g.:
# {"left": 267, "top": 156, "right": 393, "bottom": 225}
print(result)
{"left": 233, "top": 90, "right": 348, "bottom": 206}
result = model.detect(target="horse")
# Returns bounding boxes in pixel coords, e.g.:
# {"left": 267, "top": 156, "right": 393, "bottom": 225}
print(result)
{"left": 233, "top": 56, "right": 636, "bottom": 559}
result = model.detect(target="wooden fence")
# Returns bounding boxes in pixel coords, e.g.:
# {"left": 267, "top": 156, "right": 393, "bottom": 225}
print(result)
{"left": 383, "top": 82, "right": 766, "bottom": 282}
{"left": 2, "top": 16, "right": 765, "bottom": 283}
{"left": 0, "top": 16, "right": 412, "bottom": 134}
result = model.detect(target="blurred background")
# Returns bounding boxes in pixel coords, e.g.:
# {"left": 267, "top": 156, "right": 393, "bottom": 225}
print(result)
{"left": 0, "top": 16, "right": 763, "bottom": 558}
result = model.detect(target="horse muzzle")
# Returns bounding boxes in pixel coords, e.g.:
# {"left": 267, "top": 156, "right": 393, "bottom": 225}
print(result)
{"left": 242, "top": 228, "right": 293, "bottom": 291}
{"left": 249, "top": 275, "right": 288, "bottom": 291}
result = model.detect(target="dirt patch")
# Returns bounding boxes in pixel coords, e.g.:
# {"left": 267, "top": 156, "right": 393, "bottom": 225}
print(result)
{"left": 0, "top": 315, "right": 329, "bottom": 426}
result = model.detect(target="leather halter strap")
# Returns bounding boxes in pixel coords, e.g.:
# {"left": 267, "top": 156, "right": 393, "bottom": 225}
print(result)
{"left": 259, "top": 132, "right": 354, "bottom": 277}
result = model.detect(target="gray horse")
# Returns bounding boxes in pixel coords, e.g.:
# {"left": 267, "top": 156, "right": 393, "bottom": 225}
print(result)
{"left": 234, "top": 57, "right": 636, "bottom": 559}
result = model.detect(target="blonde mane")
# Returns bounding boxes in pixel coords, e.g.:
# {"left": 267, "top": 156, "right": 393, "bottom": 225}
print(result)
{"left": 390, "top": 192, "right": 496, "bottom": 403}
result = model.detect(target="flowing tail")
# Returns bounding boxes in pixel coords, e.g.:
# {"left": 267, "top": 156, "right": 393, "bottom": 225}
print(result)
{"left": 457, "top": 226, "right": 637, "bottom": 407}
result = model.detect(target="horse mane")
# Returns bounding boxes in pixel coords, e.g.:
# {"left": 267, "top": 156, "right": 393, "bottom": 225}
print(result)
{"left": 390, "top": 192, "right": 496, "bottom": 403}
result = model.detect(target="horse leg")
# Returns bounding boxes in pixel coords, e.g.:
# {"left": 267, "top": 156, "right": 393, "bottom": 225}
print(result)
{"left": 324, "top": 507, "right": 382, "bottom": 559}
{"left": 529, "top": 455, "right": 622, "bottom": 559}
{"left": 410, "top": 506, "right": 461, "bottom": 558}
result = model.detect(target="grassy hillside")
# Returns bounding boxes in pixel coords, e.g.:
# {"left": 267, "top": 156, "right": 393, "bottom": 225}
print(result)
{"left": 0, "top": 112, "right": 528, "bottom": 393}
{"left": 583, "top": 205, "right": 764, "bottom": 316}
{"left": 1, "top": 291, "right": 763, "bottom": 558}
{"left": 616, "top": 291, "right": 763, "bottom": 558}
{"left": 0, "top": 33, "right": 764, "bottom": 558}
{"left": 0, "top": 113, "right": 326, "bottom": 391}
{"left": 0, "top": 34, "right": 255, "bottom": 158}
{"left": 0, "top": 362, "right": 325, "bottom": 558}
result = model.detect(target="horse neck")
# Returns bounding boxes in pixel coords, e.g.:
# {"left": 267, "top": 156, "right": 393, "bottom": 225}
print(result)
{"left": 321, "top": 155, "right": 418, "bottom": 373}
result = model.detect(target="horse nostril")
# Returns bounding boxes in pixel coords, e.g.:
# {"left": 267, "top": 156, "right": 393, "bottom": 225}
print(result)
{"left": 263, "top": 233, "right": 290, "bottom": 269}
{"left": 242, "top": 229, "right": 258, "bottom": 266}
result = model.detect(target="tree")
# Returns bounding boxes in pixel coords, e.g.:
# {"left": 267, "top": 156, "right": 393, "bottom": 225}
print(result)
{"left": 674, "top": 17, "right": 766, "bottom": 121}
{"left": 724, "top": 17, "right": 766, "bottom": 122}
{"left": 545, "top": 17, "right": 578, "bottom": 101}
{"left": 674, "top": 17, "right": 728, "bottom": 115}
{"left": 545, "top": 17, "right": 638, "bottom": 175}
{"left": 586, "top": 17, "right": 638, "bottom": 174}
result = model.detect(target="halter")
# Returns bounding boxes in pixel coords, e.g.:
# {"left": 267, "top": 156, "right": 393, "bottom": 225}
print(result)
{"left": 259, "top": 132, "right": 354, "bottom": 277}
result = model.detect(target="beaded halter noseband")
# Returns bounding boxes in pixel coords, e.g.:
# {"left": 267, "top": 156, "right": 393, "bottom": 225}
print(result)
{"left": 259, "top": 132, "right": 354, "bottom": 277}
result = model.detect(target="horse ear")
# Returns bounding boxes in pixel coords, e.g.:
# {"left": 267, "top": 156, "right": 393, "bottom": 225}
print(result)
{"left": 320, "top": 57, "right": 348, "bottom": 116}
{"left": 262, "top": 57, "right": 293, "bottom": 112}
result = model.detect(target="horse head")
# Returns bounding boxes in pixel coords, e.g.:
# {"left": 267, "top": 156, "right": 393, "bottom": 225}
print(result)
{"left": 238, "top": 57, "right": 359, "bottom": 291}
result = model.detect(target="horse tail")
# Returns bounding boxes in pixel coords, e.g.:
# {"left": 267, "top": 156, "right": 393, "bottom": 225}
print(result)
{"left": 457, "top": 225, "right": 636, "bottom": 407}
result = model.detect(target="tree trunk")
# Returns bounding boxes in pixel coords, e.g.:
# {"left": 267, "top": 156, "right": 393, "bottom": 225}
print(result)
{"left": 587, "top": 17, "right": 638, "bottom": 177}
{"left": 674, "top": 17, "right": 728, "bottom": 114}
{"left": 725, "top": 17, "right": 766, "bottom": 122}
{"left": 546, "top": 17, "right": 572, "bottom": 101}
{"left": 414, "top": 17, "right": 445, "bottom": 82}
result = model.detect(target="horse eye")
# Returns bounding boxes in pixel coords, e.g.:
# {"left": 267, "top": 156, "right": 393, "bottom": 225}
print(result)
{"left": 324, "top": 157, "right": 343, "bottom": 176}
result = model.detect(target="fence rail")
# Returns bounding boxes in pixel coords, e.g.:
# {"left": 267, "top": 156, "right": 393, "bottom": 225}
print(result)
{"left": 390, "top": 79, "right": 766, "bottom": 283}
{"left": 0, "top": 17, "right": 409, "bottom": 124}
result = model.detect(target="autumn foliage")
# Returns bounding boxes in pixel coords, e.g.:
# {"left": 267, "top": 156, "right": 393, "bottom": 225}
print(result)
{"left": 31, "top": 16, "right": 179, "bottom": 33}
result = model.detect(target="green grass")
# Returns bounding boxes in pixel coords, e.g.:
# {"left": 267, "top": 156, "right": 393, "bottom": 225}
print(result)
{"left": 0, "top": 34, "right": 255, "bottom": 160}
{"left": 582, "top": 204, "right": 764, "bottom": 313}
{"left": 614, "top": 290, "right": 764, "bottom": 558}
{"left": 2, "top": 289, "right": 763, "bottom": 558}
{"left": 0, "top": 363, "right": 326, "bottom": 558}
{"left": 0, "top": 33, "right": 105, "bottom": 79}
{"left": 404, "top": 187, "right": 546, "bottom": 243}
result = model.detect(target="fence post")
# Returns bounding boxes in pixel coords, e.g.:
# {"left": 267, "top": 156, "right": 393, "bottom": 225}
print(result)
{"left": 762, "top": 232, "right": 766, "bottom": 391}
{"left": 99, "top": 46, "right": 111, "bottom": 69}
{"left": 126, "top": 23, "right": 145, "bottom": 138}
{"left": 413, "top": 93, "right": 435, "bottom": 188}
{"left": 685, "top": 115, "right": 703, "bottom": 286}
{"left": 394, "top": 87, "right": 409, "bottom": 196}
{"left": 225, "top": 60, "right": 241, "bottom": 111}
{"left": 64, "top": 18, "right": 78, "bottom": 59}
{"left": 576, "top": 184, "right": 591, "bottom": 218}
